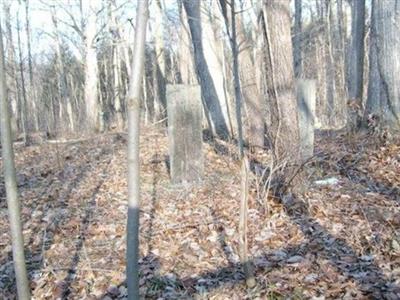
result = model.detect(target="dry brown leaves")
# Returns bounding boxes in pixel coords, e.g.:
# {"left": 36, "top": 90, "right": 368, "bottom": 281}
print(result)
{"left": 0, "top": 128, "right": 399, "bottom": 299}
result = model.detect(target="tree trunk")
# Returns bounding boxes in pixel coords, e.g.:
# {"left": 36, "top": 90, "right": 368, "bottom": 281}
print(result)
{"left": 324, "top": 0, "right": 336, "bottom": 125}
{"left": 366, "top": 0, "right": 400, "bottom": 127}
{"left": 24, "top": 0, "right": 38, "bottom": 131}
{"left": 113, "top": 48, "right": 124, "bottom": 129}
{"left": 152, "top": 0, "right": 166, "bottom": 122}
{"left": 126, "top": 1, "right": 148, "bottom": 299}
{"left": 237, "top": 15, "right": 264, "bottom": 148}
{"left": 84, "top": 1, "right": 100, "bottom": 132}
{"left": 51, "top": 7, "right": 75, "bottom": 132}
{"left": 347, "top": 0, "right": 365, "bottom": 130}
{"left": 183, "top": 0, "right": 229, "bottom": 139}
{"left": 24, "top": 0, "right": 33, "bottom": 86}
{"left": 365, "top": 2, "right": 380, "bottom": 118}
{"left": 16, "top": 11, "right": 29, "bottom": 144}
{"left": 3, "top": 0, "right": 19, "bottom": 135}
{"left": 202, "top": 1, "right": 232, "bottom": 136}
{"left": 151, "top": 49, "right": 163, "bottom": 122}
{"left": 220, "top": 0, "right": 244, "bottom": 156}
{"left": 348, "top": 0, "right": 365, "bottom": 103}
{"left": 262, "top": 0, "right": 300, "bottom": 161}
{"left": 108, "top": 0, "right": 125, "bottom": 130}
{"left": 0, "top": 17, "right": 31, "bottom": 300}
{"left": 177, "top": 5, "right": 197, "bottom": 85}
{"left": 293, "top": 0, "right": 302, "bottom": 78}
{"left": 334, "top": 0, "right": 347, "bottom": 126}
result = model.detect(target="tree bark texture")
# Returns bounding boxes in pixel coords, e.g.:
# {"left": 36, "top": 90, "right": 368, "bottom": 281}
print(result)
{"left": 0, "top": 17, "right": 31, "bottom": 300}
{"left": 84, "top": 0, "right": 100, "bottom": 132}
{"left": 237, "top": 15, "right": 264, "bottom": 148}
{"left": 3, "top": 0, "right": 19, "bottom": 134}
{"left": 261, "top": 0, "right": 300, "bottom": 161}
{"left": 202, "top": 1, "right": 232, "bottom": 136}
{"left": 152, "top": 0, "right": 167, "bottom": 122}
{"left": 366, "top": 0, "right": 400, "bottom": 127}
{"left": 293, "top": 0, "right": 302, "bottom": 78}
{"left": 51, "top": 7, "right": 75, "bottom": 132}
{"left": 348, "top": 0, "right": 365, "bottom": 103}
{"left": 126, "top": 1, "right": 148, "bottom": 299}
{"left": 183, "top": 0, "right": 229, "bottom": 139}
{"left": 16, "top": 11, "right": 29, "bottom": 144}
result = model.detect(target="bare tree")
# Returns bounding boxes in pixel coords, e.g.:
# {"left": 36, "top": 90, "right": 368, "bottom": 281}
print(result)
{"left": 177, "top": 5, "right": 197, "bottom": 85}
{"left": 126, "top": 0, "right": 148, "bottom": 299}
{"left": 347, "top": 0, "right": 365, "bottom": 129}
{"left": 83, "top": 0, "right": 100, "bottom": 132}
{"left": 334, "top": 0, "right": 347, "bottom": 125}
{"left": 293, "top": 0, "right": 302, "bottom": 78}
{"left": 183, "top": 0, "right": 229, "bottom": 139}
{"left": 324, "top": 0, "right": 336, "bottom": 125}
{"left": 51, "top": 6, "right": 75, "bottom": 132}
{"left": 152, "top": 0, "right": 167, "bottom": 122}
{"left": 348, "top": 0, "right": 365, "bottom": 103}
{"left": 16, "top": 8, "right": 29, "bottom": 144}
{"left": 202, "top": 1, "right": 233, "bottom": 135}
{"left": 366, "top": 0, "right": 400, "bottom": 127}
{"left": 24, "top": 0, "right": 33, "bottom": 85}
{"left": 237, "top": 14, "right": 264, "bottom": 148}
{"left": 3, "top": 0, "right": 19, "bottom": 134}
{"left": 220, "top": 0, "right": 244, "bottom": 157}
{"left": 0, "top": 16, "right": 31, "bottom": 300}
{"left": 106, "top": 0, "right": 129, "bottom": 130}
{"left": 24, "top": 0, "right": 39, "bottom": 131}
{"left": 262, "top": 0, "right": 300, "bottom": 161}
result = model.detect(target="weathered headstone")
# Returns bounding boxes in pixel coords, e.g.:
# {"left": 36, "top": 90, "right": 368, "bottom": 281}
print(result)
{"left": 167, "top": 84, "right": 203, "bottom": 184}
{"left": 297, "top": 79, "right": 316, "bottom": 160}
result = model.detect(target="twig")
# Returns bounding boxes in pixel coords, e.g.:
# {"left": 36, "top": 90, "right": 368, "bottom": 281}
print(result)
{"left": 151, "top": 117, "right": 167, "bottom": 126}
{"left": 48, "top": 267, "right": 116, "bottom": 273}
{"left": 262, "top": 159, "right": 285, "bottom": 207}
{"left": 282, "top": 154, "right": 319, "bottom": 194}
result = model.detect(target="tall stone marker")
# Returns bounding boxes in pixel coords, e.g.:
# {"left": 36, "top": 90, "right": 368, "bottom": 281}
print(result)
{"left": 297, "top": 79, "right": 316, "bottom": 160}
{"left": 167, "top": 84, "right": 203, "bottom": 184}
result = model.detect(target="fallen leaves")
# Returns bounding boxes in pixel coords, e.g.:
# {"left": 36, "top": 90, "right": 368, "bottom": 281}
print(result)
{"left": 0, "top": 129, "right": 399, "bottom": 299}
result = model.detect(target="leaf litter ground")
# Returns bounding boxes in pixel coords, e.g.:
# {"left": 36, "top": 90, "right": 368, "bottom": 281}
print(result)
{"left": 0, "top": 127, "right": 399, "bottom": 299}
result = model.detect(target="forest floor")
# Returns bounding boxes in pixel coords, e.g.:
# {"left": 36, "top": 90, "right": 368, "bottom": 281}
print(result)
{"left": 0, "top": 126, "right": 400, "bottom": 300}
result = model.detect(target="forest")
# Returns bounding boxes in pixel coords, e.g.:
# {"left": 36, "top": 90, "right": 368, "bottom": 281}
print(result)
{"left": 0, "top": 0, "right": 399, "bottom": 299}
